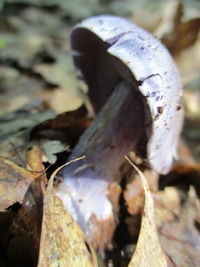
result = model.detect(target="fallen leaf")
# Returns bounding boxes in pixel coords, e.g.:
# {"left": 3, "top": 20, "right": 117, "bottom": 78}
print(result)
{"left": 34, "top": 53, "right": 82, "bottom": 113}
{"left": 125, "top": 157, "right": 167, "bottom": 267}
{"left": 163, "top": 18, "right": 200, "bottom": 55}
{"left": 7, "top": 175, "right": 46, "bottom": 267}
{"left": 41, "top": 140, "right": 69, "bottom": 164}
{"left": 0, "top": 7, "right": 63, "bottom": 68}
{"left": 38, "top": 157, "right": 98, "bottom": 267}
{"left": 153, "top": 1, "right": 200, "bottom": 55}
{"left": 0, "top": 7, "right": 83, "bottom": 116}
{"left": 0, "top": 158, "right": 37, "bottom": 210}
{"left": 27, "top": 145, "right": 47, "bottom": 172}
{"left": 0, "top": 109, "right": 55, "bottom": 142}
{"left": 159, "top": 187, "right": 200, "bottom": 266}
{"left": 0, "top": 108, "right": 55, "bottom": 168}
{"left": 0, "top": 146, "right": 45, "bottom": 210}
{"left": 154, "top": 187, "right": 181, "bottom": 228}
{"left": 0, "top": 146, "right": 47, "bottom": 266}
{"left": 124, "top": 169, "right": 158, "bottom": 215}
{"left": 30, "top": 106, "right": 91, "bottom": 159}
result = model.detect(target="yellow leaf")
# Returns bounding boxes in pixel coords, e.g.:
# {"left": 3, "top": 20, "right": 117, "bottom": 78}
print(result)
{"left": 38, "top": 157, "right": 98, "bottom": 267}
{"left": 125, "top": 157, "right": 167, "bottom": 267}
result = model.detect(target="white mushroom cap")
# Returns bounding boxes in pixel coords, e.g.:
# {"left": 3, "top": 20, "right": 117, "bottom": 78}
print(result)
{"left": 71, "top": 14, "right": 184, "bottom": 174}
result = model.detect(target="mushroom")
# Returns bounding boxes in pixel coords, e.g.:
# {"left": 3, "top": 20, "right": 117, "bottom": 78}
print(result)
{"left": 56, "top": 15, "right": 184, "bottom": 249}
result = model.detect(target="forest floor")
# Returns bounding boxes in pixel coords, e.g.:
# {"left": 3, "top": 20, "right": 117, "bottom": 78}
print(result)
{"left": 0, "top": 0, "right": 200, "bottom": 266}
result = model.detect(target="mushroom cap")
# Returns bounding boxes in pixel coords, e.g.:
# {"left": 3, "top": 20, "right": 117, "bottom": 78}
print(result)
{"left": 70, "top": 15, "right": 184, "bottom": 174}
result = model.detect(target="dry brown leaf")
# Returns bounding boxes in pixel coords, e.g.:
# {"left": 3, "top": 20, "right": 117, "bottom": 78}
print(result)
{"left": 0, "top": 146, "right": 45, "bottom": 210}
{"left": 164, "top": 18, "right": 200, "bottom": 54}
{"left": 154, "top": 1, "right": 200, "bottom": 55}
{"left": 154, "top": 187, "right": 181, "bottom": 227}
{"left": 0, "top": 146, "right": 47, "bottom": 265}
{"left": 38, "top": 157, "right": 98, "bottom": 267}
{"left": 159, "top": 186, "right": 200, "bottom": 266}
{"left": 0, "top": 157, "right": 36, "bottom": 210}
{"left": 125, "top": 157, "right": 167, "bottom": 267}
{"left": 124, "top": 169, "right": 158, "bottom": 215}
{"left": 7, "top": 175, "right": 46, "bottom": 266}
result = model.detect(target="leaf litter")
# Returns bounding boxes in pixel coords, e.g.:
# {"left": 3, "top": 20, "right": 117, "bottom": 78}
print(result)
{"left": 38, "top": 157, "right": 99, "bottom": 267}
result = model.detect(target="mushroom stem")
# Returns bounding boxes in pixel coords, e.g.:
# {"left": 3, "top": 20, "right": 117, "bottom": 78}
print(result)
{"left": 69, "top": 80, "right": 146, "bottom": 181}
{"left": 56, "top": 80, "right": 147, "bottom": 248}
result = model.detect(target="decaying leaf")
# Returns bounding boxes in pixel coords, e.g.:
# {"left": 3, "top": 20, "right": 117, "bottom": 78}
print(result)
{"left": 38, "top": 158, "right": 98, "bottom": 267}
{"left": 0, "top": 157, "right": 36, "bottom": 210}
{"left": 163, "top": 17, "right": 200, "bottom": 55}
{"left": 41, "top": 140, "right": 69, "bottom": 164}
{"left": 0, "top": 108, "right": 55, "bottom": 168}
{"left": 153, "top": 0, "right": 200, "bottom": 55}
{"left": 29, "top": 106, "right": 91, "bottom": 164}
{"left": 125, "top": 157, "right": 167, "bottom": 267}
{"left": 7, "top": 175, "right": 46, "bottom": 267}
{"left": 124, "top": 169, "right": 158, "bottom": 215}
{"left": 0, "top": 146, "right": 47, "bottom": 266}
{"left": 0, "top": 146, "right": 46, "bottom": 210}
{"left": 159, "top": 186, "right": 200, "bottom": 266}
{"left": 0, "top": 109, "right": 55, "bottom": 142}
{"left": 0, "top": 7, "right": 83, "bottom": 116}
{"left": 34, "top": 53, "right": 82, "bottom": 113}
{"left": 154, "top": 187, "right": 181, "bottom": 227}
{"left": 0, "top": 64, "right": 47, "bottom": 115}
{"left": 0, "top": 7, "right": 63, "bottom": 67}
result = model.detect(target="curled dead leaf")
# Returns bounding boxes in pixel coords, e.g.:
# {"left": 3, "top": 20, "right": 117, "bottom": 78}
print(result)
{"left": 0, "top": 146, "right": 46, "bottom": 210}
{"left": 125, "top": 157, "right": 167, "bottom": 267}
{"left": 38, "top": 157, "right": 98, "bottom": 267}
